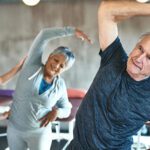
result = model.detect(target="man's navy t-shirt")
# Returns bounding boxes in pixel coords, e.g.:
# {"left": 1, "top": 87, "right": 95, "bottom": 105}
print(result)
{"left": 67, "top": 37, "right": 150, "bottom": 150}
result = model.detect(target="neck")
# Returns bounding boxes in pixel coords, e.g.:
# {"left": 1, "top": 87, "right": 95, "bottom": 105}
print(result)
{"left": 43, "top": 66, "right": 54, "bottom": 83}
{"left": 127, "top": 70, "right": 149, "bottom": 81}
{"left": 43, "top": 75, "right": 54, "bottom": 84}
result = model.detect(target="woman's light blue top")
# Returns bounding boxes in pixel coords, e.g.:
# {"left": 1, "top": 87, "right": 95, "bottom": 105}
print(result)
{"left": 9, "top": 27, "right": 75, "bottom": 131}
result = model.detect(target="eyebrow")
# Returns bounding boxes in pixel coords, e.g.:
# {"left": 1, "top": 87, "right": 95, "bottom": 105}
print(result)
{"left": 139, "top": 44, "right": 150, "bottom": 58}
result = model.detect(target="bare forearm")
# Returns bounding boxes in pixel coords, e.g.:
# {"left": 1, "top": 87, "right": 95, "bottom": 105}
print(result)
{"left": 0, "top": 63, "right": 22, "bottom": 84}
{"left": 100, "top": 1, "right": 150, "bottom": 22}
{"left": 39, "top": 108, "right": 58, "bottom": 127}
{"left": 0, "top": 56, "right": 26, "bottom": 84}
{"left": 98, "top": 0, "right": 150, "bottom": 50}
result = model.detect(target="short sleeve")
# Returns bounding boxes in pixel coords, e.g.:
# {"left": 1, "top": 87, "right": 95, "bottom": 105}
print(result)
{"left": 99, "top": 37, "right": 128, "bottom": 68}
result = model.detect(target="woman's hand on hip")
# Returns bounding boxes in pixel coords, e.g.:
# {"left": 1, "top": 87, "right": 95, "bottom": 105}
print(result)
{"left": 39, "top": 108, "right": 58, "bottom": 127}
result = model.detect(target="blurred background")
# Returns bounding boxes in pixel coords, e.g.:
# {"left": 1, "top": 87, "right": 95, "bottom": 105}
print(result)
{"left": 0, "top": 0, "right": 150, "bottom": 149}
{"left": 0, "top": 0, "right": 100, "bottom": 90}
{"left": 0, "top": 0, "right": 149, "bottom": 91}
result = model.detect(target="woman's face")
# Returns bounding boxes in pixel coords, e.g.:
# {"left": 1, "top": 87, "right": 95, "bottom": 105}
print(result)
{"left": 44, "top": 54, "right": 66, "bottom": 79}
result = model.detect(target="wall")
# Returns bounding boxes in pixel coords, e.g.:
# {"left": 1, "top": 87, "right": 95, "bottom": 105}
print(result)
{"left": 0, "top": 1, "right": 150, "bottom": 91}
{"left": 0, "top": 1, "right": 100, "bottom": 90}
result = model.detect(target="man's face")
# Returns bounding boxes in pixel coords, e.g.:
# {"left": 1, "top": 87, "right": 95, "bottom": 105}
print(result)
{"left": 44, "top": 54, "right": 66, "bottom": 78}
{"left": 127, "top": 36, "right": 150, "bottom": 81}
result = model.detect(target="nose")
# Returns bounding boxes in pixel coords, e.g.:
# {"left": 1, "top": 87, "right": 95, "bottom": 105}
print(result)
{"left": 136, "top": 53, "right": 146, "bottom": 63}
{"left": 54, "top": 63, "right": 60, "bottom": 71}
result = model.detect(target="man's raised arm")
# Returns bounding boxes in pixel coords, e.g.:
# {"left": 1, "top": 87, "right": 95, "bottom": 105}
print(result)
{"left": 98, "top": 0, "right": 150, "bottom": 51}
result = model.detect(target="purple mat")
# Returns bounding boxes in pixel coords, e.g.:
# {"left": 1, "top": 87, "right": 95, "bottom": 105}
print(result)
{"left": 0, "top": 89, "right": 14, "bottom": 97}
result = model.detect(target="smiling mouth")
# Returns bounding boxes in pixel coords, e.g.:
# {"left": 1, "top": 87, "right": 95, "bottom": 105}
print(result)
{"left": 50, "top": 70, "right": 56, "bottom": 74}
{"left": 131, "top": 59, "right": 141, "bottom": 70}
{"left": 49, "top": 66, "right": 56, "bottom": 74}
{"left": 46, "top": 69, "right": 55, "bottom": 75}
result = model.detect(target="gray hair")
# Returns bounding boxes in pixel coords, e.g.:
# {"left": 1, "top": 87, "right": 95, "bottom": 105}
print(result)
{"left": 138, "top": 32, "right": 150, "bottom": 42}
{"left": 50, "top": 46, "right": 75, "bottom": 70}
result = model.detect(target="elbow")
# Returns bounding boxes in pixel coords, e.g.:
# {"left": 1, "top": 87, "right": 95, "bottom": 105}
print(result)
{"left": 65, "top": 110, "right": 71, "bottom": 118}
{"left": 98, "top": 1, "right": 115, "bottom": 20}
{"left": 62, "top": 109, "right": 71, "bottom": 118}
{"left": 57, "top": 108, "right": 71, "bottom": 119}
{"left": 98, "top": 1, "right": 108, "bottom": 19}
{"left": 98, "top": 1, "right": 110, "bottom": 14}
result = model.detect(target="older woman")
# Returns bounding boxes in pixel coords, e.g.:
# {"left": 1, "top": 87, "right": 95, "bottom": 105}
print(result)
{"left": 6, "top": 27, "right": 91, "bottom": 150}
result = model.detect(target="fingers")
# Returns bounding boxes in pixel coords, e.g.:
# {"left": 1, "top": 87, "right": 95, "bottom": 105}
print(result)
{"left": 81, "top": 35, "right": 93, "bottom": 44}
{"left": 39, "top": 116, "right": 50, "bottom": 127}
{"left": 75, "top": 28, "right": 92, "bottom": 44}
{"left": 39, "top": 115, "right": 52, "bottom": 127}
{"left": 39, "top": 110, "right": 58, "bottom": 127}
{"left": 81, "top": 37, "right": 84, "bottom": 41}
{"left": 84, "top": 36, "right": 93, "bottom": 44}
{"left": 40, "top": 119, "right": 49, "bottom": 127}
{"left": 39, "top": 117, "right": 44, "bottom": 123}
{"left": 0, "top": 112, "right": 9, "bottom": 120}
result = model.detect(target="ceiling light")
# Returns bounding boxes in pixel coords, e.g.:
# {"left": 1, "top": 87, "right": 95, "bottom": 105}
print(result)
{"left": 136, "top": 0, "right": 150, "bottom": 3}
{"left": 22, "top": 0, "right": 40, "bottom": 6}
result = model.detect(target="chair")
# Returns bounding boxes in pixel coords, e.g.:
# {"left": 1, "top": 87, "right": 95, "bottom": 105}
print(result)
{"left": 52, "top": 88, "right": 86, "bottom": 150}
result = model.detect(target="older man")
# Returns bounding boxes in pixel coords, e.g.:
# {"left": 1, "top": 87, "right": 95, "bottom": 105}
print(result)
{"left": 67, "top": 1, "right": 150, "bottom": 150}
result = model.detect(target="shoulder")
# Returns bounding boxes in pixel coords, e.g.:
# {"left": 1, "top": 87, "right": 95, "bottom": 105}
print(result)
{"left": 99, "top": 37, "right": 127, "bottom": 60}
{"left": 100, "top": 37, "right": 122, "bottom": 55}
{"left": 99, "top": 37, "right": 127, "bottom": 68}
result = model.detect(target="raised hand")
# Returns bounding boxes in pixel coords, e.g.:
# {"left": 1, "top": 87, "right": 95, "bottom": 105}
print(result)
{"left": 75, "top": 28, "right": 92, "bottom": 44}
{"left": 17, "top": 55, "right": 28, "bottom": 69}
